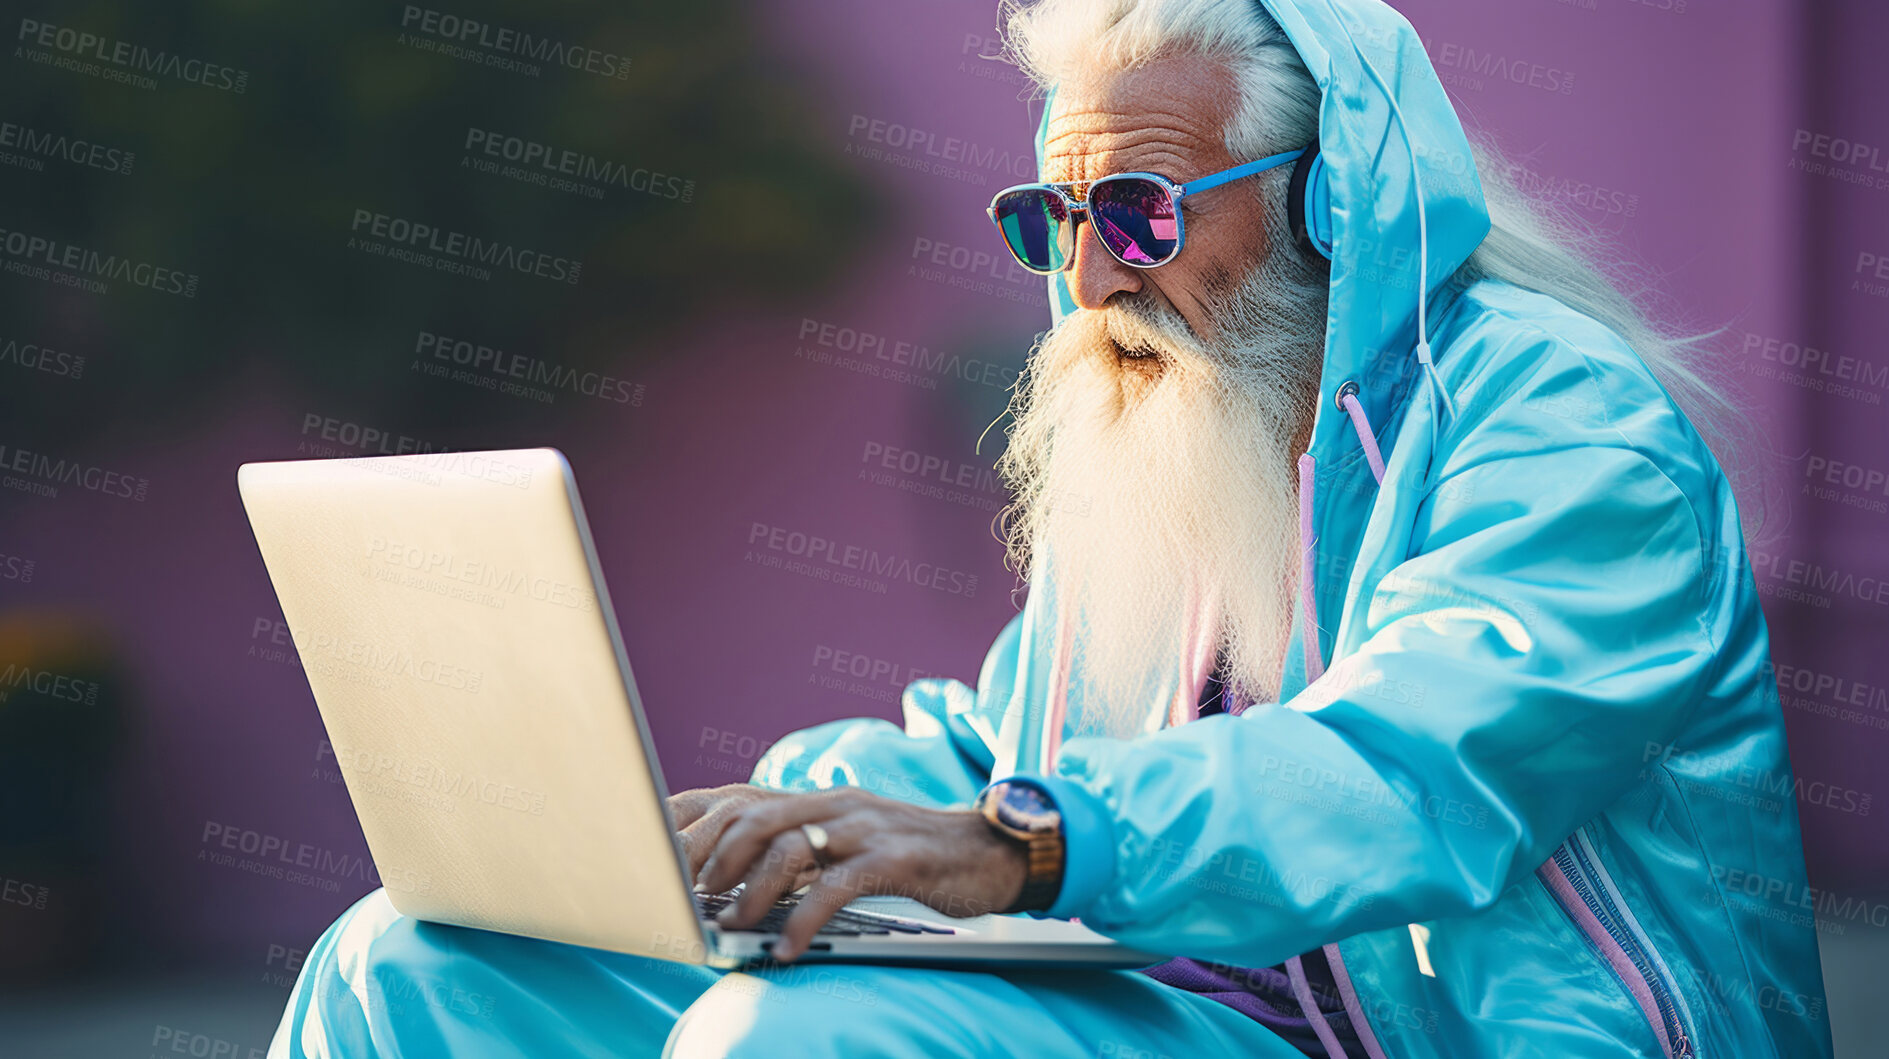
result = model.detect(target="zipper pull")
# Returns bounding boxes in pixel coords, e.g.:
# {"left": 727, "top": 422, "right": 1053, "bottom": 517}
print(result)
{"left": 1674, "top": 1033, "right": 1692, "bottom": 1058}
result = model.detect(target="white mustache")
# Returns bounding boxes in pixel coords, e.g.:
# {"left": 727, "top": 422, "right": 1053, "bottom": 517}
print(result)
{"left": 1103, "top": 298, "right": 1202, "bottom": 366}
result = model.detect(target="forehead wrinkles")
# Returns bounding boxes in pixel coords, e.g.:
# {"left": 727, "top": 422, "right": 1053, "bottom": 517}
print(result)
{"left": 1042, "top": 114, "right": 1222, "bottom": 184}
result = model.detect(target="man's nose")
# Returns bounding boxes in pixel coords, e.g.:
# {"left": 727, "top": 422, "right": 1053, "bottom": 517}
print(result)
{"left": 1067, "top": 215, "right": 1144, "bottom": 310}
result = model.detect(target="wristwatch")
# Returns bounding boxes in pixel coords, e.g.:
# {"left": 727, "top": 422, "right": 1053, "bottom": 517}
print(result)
{"left": 973, "top": 779, "right": 1066, "bottom": 914}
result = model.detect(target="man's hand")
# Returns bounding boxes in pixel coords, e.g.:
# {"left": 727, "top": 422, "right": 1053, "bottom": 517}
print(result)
{"left": 669, "top": 785, "right": 1028, "bottom": 962}
{"left": 667, "top": 783, "right": 796, "bottom": 882}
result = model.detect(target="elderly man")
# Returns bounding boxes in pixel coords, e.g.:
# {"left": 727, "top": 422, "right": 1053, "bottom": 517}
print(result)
{"left": 272, "top": 1, "right": 1832, "bottom": 1057}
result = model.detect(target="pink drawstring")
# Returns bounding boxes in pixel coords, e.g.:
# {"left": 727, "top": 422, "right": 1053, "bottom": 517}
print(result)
{"left": 1340, "top": 392, "right": 1386, "bottom": 485}
{"left": 1293, "top": 387, "right": 1389, "bottom": 1059}
{"left": 1040, "top": 595, "right": 1076, "bottom": 772}
{"left": 1297, "top": 453, "right": 1325, "bottom": 683}
{"left": 1297, "top": 388, "right": 1385, "bottom": 687}
{"left": 1171, "top": 576, "right": 1221, "bottom": 728}
{"left": 1287, "top": 954, "right": 1350, "bottom": 1059}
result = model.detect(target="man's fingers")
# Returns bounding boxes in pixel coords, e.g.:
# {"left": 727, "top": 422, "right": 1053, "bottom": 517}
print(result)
{"left": 773, "top": 865, "right": 874, "bottom": 963}
{"left": 679, "top": 804, "right": 749, "bottom": 881}
{"left": 696, "top": 790, "right": 867, "bottom": 893}
{"left": 666, "top": 788, "right": 719, "bottom": 831}
{"left": 721, "top": 829, "right": 818, "bottom": 928}
{"left": 675, "top": 786, "right": 786, "bottom": 879}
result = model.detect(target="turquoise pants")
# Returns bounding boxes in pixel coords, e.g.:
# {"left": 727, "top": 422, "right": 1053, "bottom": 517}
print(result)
{"left": 268, "top": 890, "right": 1309, "bottom": 1058}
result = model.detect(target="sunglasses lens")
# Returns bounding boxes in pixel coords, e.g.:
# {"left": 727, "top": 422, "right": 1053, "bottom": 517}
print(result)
{"left": 1089, "top": 178, "right": 1179, "bottom": 266}
{"left": 991, "top": 188, "right": 1074, "bottom": 273}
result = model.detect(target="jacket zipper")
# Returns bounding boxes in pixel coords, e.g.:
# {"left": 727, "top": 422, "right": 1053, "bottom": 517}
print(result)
{"left": 1539, "top": 825, "right": 1697, "bottom": 1058}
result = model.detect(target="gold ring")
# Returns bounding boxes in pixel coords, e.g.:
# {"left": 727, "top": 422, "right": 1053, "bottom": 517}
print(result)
{"left": 800, "top": 822, "right": 831, "bottom": 866}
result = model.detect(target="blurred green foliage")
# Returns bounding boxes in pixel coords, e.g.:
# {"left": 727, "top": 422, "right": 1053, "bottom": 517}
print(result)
{"left": 0, "top": 0, "right": 880, "bottom": 445}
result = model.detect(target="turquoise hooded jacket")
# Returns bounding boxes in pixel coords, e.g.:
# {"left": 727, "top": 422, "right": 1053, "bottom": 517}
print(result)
{"left": 752, "top": 1, "right": 1834, "bottom": 1056}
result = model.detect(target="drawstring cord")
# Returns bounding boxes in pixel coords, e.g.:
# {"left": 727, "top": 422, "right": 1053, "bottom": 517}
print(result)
{"left": 1339, "top": 392, "right": 1387, "bottom": 486}
{"left": 1288, "top": 955, "right": 1352, "bottom": 1059}
{"left": 1294, "top": 386, "right": 1388, "bottom": 1059}
{"left": 1297, "top": 388, "right": 1384, "bottom": 686}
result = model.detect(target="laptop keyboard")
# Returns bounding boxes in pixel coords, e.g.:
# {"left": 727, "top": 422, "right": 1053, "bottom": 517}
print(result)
{"left": 695, "top": 890, "right": 958, "bottom": 937}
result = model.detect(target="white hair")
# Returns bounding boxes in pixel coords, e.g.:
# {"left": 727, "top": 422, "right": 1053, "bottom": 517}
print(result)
{"left": 1000, "top": 0, "right": 1766, "bottom": 540}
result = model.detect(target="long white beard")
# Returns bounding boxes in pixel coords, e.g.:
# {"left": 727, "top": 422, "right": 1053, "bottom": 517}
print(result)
{"left": 999, "top": 241, "right": 1328, "bottom": 740}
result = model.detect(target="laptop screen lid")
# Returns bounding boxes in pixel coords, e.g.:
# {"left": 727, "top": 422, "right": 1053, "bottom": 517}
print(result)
{"left": 237, "top": 448, "right": 707, "bottom": 960}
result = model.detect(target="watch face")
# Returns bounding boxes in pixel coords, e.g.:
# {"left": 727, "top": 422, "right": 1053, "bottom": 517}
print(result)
{"left": 995, "top": 782, "right": 1058, "bottom": 833}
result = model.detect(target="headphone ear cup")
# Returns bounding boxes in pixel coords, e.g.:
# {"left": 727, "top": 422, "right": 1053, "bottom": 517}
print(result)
{"left": 1288, "top": 141, "right": 1335, "bottom": 261}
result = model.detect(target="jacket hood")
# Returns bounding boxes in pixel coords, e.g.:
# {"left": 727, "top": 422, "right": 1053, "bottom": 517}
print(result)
{"left": 1031, "top": 0, "right": 1491, "bottom": 458}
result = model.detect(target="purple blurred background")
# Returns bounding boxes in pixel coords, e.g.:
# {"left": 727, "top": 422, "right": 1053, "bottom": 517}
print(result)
{"left": 0, "top": 0, "right": 1884, "bottom": 1053}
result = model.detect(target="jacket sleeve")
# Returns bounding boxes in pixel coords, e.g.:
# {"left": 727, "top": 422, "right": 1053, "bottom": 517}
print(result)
{"left": 747, "top": 612, "right": 1024, "bottom": 809}
{"left": 1014, "top": 441, "right": 1715, "bottom": 964}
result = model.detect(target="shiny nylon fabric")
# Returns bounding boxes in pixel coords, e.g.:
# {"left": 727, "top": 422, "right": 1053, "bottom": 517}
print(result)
{"left": 759, "top": 0, "right": 1831, "bottom": 1055}
{"left": 268, "top": 1, "right": 1833, "bottom": 1055}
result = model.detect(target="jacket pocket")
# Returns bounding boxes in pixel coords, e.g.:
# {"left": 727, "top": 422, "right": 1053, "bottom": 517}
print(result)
{"left": 1538, "top": 824, "right": 1698, "bottom": 1059}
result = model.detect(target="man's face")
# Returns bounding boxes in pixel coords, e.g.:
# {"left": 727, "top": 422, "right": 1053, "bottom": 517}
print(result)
{"left": 1000, "top": 54, "right": 1329, "bottom": 739}
{"left": 1041, "top": 57, "right": 1276, "bottom": 388}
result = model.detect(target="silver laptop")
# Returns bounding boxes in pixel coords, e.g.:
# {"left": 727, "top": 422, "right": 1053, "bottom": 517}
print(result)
{"left": 237, "top": 447, "right": 1161, "bottom": 969}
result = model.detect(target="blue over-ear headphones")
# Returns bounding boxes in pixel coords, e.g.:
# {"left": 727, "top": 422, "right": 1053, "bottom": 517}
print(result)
{"left": 1287, "top": 140, "right": 1334, "bottom": 260}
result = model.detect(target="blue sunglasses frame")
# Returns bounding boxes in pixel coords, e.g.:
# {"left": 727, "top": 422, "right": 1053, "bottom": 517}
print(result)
{"left": 986, "top": 148, "right": 1306, "bottom": 275}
